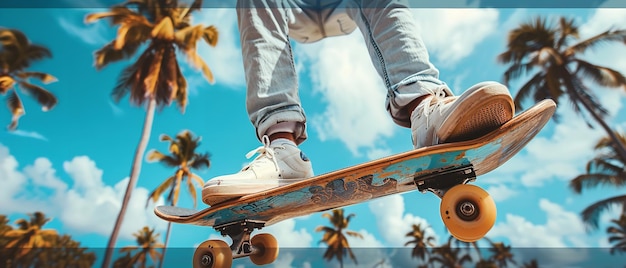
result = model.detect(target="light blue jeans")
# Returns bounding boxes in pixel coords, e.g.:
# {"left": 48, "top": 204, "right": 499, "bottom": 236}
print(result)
{"left": 237, "top": 0, "right": 450, "bottom": 144}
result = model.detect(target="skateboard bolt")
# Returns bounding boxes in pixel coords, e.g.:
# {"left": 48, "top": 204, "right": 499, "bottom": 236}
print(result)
{"left": 201, "top": 254, "right": 212, "bottom": 266}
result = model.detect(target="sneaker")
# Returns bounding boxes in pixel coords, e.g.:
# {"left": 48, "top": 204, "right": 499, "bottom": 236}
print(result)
{"left": 411, "top": 81, "right": 514, "bottom": 149}
{"left": 202, "top": 136, "right": 314, "bottom": 205}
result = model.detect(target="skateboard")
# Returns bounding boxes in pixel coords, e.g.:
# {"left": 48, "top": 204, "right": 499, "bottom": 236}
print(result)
{"left": 155, "top": 99, "right": 556, "bottom": 268}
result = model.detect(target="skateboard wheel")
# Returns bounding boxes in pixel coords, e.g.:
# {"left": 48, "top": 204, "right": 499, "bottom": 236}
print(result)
{"left": 440, "top": 184, "right": 496, "bottom": 242}
{"left": 250, "top": 233, "right": 279, "bottom": 265}
{"left": 193, "top": 240, "right": 233, "bottom": 268}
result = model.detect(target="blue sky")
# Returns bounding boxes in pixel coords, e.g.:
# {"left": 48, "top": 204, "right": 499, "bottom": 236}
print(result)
{"left": 2, "top": 3, "right": 626, "bottom": 268}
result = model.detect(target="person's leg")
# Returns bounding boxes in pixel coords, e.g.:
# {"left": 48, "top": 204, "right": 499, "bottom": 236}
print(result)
{"left": 239, "top": 0, "right": 307, "bottom": 145}
{"left": 344, "top": 0, "right": 446, "bottom": 126}
{"left": 344, "top": 0, "right": 514, "bottom": 148}
{"left": 202, "top": 0, "right": 317, "bottom": 205}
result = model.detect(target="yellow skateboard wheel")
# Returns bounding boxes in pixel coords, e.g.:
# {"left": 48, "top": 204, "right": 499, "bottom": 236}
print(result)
{"left": 440, "top": 184, "right": 496, "bottom": 242}
{"left": 250, "top": 233, "right": 279, "bottom": 265}
{"left": 193, "top": 240, "right": 232, "bottom": 268}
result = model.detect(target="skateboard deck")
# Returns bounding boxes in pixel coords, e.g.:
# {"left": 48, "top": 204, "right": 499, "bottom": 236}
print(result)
{"left": 155, "top": 99, "right": 556, "bottom": 267}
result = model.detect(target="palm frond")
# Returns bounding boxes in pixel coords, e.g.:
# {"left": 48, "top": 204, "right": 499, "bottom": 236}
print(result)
{"left": 186, "top": 51, "right": 214, "bottom": 83}
{"left": 594, "top": 134, "right": 626, "bottom": 150}
{"left": 186, "top": 176, "right": 198, "bottom": 208}
{"left": 150, "top": 16, "right": 175, "bottom": 40}
{"left": 146, "top": 175, "right": 175, "bottom": 207}
{"left": 202, "top": 25, "right": 218, "bottom": 47}
{"left": 315, "top": 226, "right": 335, "bottom": 233}
{"left": 574, "top": 59, "right": 626, "bottom": 88}
{"left": 17, "top": 81, "right": 57, "bottom": 111}
{"left": 502, "top": 61, "right": 537, "bottom": 87}
{"left": 0, "top": 75, "right": 16, "bottom": 94}
{"left": 171, "top": 171, "right": 183, "bottom": 205}
{"left": 174, "top": 59, "right": 188, "bottom": 110}
{"left": 155, "top": 44, "right": 178, "bottom": 108}
{"left": 345, "top": 230, "right": 363, "bottom": 238}
{"left": 570, "top": 173, "right": 625, "bottom": 194}
{"left": 0, "top": 29, "right": 52, "bottom": 71}
{"left": 145, "top": 149, "right": 178, "bottom": 166}
{"left": 581, "top": 195, "right": 626, "bottom": 230}
{"left": 512, "top": 71, "right": 546, "bottom": 111}
{"left": 555, "top": 17, "right": 578, "bottom": 50}
{"left": 94, "top": 40, "right": 143, "bottom": 70}
{"left": 190, "top": 153, "right": 211, "bottom": 169}
{"left": 15, "top": 72, "right": 57, "bottom": 84}
{"left": 7, "top": 90, "right": 24, "bottom": 130}
{"left": 567, "top": 28, "right": 626, "bottom": 56}
{"left": 586, "top": 157, "right": 624, "bottom": 175}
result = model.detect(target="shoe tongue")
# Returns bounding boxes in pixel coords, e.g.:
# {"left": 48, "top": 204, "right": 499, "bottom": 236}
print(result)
{"left": 270, "top": 138, "right": 296, "bottom": 148}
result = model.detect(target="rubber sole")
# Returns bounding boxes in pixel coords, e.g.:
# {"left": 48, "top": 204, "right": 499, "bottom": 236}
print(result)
{"left": 437, "top": 83, "right": 514, "bottom": 143}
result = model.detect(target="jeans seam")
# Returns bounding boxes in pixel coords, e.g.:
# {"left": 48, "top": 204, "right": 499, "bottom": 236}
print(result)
{"left": 358, "top": 5, "right": 392, "bottom": 94}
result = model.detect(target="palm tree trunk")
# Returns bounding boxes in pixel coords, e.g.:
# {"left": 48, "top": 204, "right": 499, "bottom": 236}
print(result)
{"left": 157, "top": 222, "right": 172, "bottom": 268}
{"left": 102, "top": 98, "right": 157, "bottom": 268}
{"left": 568, "top": 85, "right": 626, "bottom": 164}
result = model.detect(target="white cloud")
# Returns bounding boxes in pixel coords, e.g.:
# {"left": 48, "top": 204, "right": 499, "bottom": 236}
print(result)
{"left": 578, "top": 9, "right": 626, "bottom": 116}
{"left": 0, "top": 145, "right": 29, "bottom": 211}
{"left": 258, "top": 219, "right": 313, "bottom": 248}
{"left": 270, "top": 252, "right": 297, "bottom": 268}
{"left": 365, "top": 147, "right": 393, "bottom": 161}
{"left": 194, "top": 8, "right": 245, "bottom": 88}
{"left": 411, "top": 9, "right": 499, "bottom": 65}
{"left": 488, "top": 199, "right": 599, "bottom": 265}
{"left": 368, "top": 194, "right": 439, "bottom": 247}
{"left": 9, "top": 130, "right": 49, "bottom": 141}
{"left": 23, "top": 158, "right": 67, "bottom": 192}
{"left": 580, "top": 9, "right": 626, "bottom": 39}
{"left": 108, "top": 101, "right": 124, "bottom": 116}
{"left": 0, "top": 143, "right": 166, "bottom": 241}
{"left": 480, "top": 99, "right": 607, "bottom": 188}
{"left": 489, "top": 199, "right": 587, "bottom": 247}
{"left": 57, "top": 9, "right": 110, "bottom": 47}
{"left": 485, "top": 184, "right": 518, "bottom": 202}
{"left": 298, "top": 32, "right": 396, "bottom": 157}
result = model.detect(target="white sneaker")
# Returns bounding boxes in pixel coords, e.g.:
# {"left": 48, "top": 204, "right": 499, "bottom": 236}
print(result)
{"left": 411, "top": 81, "right": 514, "bottom": 149}
{"left": 202, "top": 136, "right": 314, "bottom": 205}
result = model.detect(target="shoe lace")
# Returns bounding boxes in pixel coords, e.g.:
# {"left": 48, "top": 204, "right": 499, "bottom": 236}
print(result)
{"left": 420, "top": 86, "right": 449, "bottom": 129}
{"left": 242, "top": 135, "right": 281, "bottom": 173}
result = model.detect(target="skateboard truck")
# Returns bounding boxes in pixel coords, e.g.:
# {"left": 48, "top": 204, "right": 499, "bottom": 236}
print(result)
{"left": 214, "top": 220, "right": 265, "bottom": 259}
{"left": 413, "top": 164, "right": 477, "bottom": 198}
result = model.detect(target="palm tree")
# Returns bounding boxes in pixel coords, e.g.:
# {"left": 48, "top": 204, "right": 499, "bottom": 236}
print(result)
{"left": 1, "top": 213, "right": 95, "bottom": 268}
{"left": 27, "top": 234, "right": 96, "bottom": 268}
{"left": 146, "top": 129, "right": 210, "bottom": 268}
{"left": 3, "top": 211, "right": 58, "bottom": 261}
{"left": 315, "top": 209, "right": 363, "bottom": 268}
{"left": 85, "top": 1, "right": 218, "bottom": 267}
{"left": 0, "top": 215, "right": 12, "bottom": 266}
{"left": 0, "top": 28, "right": 58, "bottom": 130}
{"left": 404, "top": 223, "right": 436, "bottom": 263}
{"left": 429, "top": 236, "right": 473, "bottom": 268}
{"left": 483, "top": 237, "right": 516, "bottom": 267}
{"left": 498, "top": 16, "right": 626, "bottom": 162}
{"left": 522, "top": 259, "right": 540, "bottom": 268}
{"left": 119, "top": 226, "right": 164, "bottom": 268}
{"left": 113, "top": 252, "right": 133, "bottom": 268}
{"left": 570, "top": 133, "right": 626, "bottom": 229}
{"left": 453, "top": 237, "right": 484, "bottom": 263}
{"left": 607, "top": 213, "right": 626, "bottom": 255}
{"left": 0, "top": 214, "right": 10, "bottom": 235}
